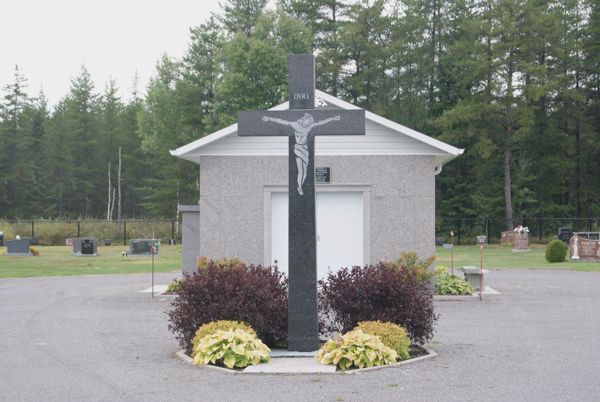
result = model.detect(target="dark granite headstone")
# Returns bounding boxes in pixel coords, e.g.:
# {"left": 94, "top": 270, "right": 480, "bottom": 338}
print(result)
{"left": 6, "top": 238, "right": 32, "bottom": 256}
{"left": 129, "top": 239, "right": 159, "bottom": 256}
{"left": 81, "top": 239, "right": 94, "bottom": 255}
{"left": 237, "top": 54, "right": 365, "bottom": 351}
{"left": 24, "top": 236, "right": 38, "bottom": 245}
{"left": 72, "top": 237, "right": 98, "bottom": 256}
{"left": 558, "top": 228, "right": 573, "bottom": 243}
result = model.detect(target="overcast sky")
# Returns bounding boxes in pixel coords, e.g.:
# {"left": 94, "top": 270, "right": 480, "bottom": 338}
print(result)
{"left": 1, "top": 0, "right": 224, "bottom": 106}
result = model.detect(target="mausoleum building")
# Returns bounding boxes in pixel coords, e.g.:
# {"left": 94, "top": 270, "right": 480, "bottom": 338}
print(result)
{"left": 171, "top": 90, "right": 463, "bottom": 276}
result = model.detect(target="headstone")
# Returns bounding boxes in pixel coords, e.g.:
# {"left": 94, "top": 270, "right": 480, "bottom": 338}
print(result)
{"left": 573, "top": 232, "right": 600, "bottom": 241}
{"left": 558, "top": 228, "right": 572, "bottom": 243}
{"left": 23, "top": 236, "right": 38, "bottom": 245}
{"left": 0, "top": 231, "right": 4, "bottom": 247}
{"left": 500, "top": 230, "right": 515, "bottom": 244}
{"left": 569, "top": 236, "right": 600, "bottom": 261}
{"left": 513, "top": 232, "right": 529, "bottom": 252}
{"left": 6, "top": 238, "right": 32, "bottom": 256}
{"left": 237, "top": 54, "right": 365, "bottom": 352}
{"left": 72, "top": 237, "right": 98, "bottom": 256}
{"left": 65, "top": 238, "right": 73, "bottom": 246}
{"left": 129, "top": 239, "right": 160, "bottom": 256}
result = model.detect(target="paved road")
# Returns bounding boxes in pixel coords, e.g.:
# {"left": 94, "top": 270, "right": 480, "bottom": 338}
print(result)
{"left": 1, "top": 269, "right": 599, "bottom": 401}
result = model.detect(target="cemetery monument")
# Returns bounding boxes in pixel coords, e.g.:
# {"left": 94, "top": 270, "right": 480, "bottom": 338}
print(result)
{"left": 238, "top": 54, "right": 365, "bottom": 352}
{"left": 72, "top": 237, "right": 99, "bottom": 256}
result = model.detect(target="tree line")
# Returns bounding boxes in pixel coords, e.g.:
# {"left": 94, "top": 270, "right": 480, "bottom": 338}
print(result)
{"left": 1, "top": 0, "right": 599, "bottom": 231}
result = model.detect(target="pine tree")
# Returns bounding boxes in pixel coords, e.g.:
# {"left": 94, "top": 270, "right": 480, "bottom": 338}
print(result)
{"left": 63, "top": 65, "right": 101, "bottom": 217}
{"left": 0, "top": 66, "right": 31, "bottom": 218}
{"left": 219, "top": 0, "right": 269, "bottom": 36}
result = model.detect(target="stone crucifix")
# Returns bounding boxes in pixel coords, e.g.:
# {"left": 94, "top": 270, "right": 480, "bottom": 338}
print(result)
{"left": 238, "top": 54, "right": 365, "bottom": 352}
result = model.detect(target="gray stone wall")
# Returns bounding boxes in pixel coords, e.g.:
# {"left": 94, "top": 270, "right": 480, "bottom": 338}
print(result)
{"left": 179, "top": 205, "right": 200, "bottom": 275}
{"left": 197, "top": 154, "right": 436, "bottom": 266}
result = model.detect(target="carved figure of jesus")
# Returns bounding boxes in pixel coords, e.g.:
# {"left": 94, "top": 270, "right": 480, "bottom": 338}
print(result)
{"left": 572, "top": 237, "right": 580, "bottom": 259}
{"left": 262, "top": 113, "right": 340, "bottom": 195}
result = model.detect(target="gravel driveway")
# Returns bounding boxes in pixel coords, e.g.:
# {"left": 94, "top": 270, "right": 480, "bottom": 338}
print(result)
{"left": 1, "top": 269, "right": 599, "bottom": 401}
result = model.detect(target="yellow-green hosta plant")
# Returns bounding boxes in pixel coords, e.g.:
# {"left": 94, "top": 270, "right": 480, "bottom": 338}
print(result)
{"left": 316, "top": 330, "right": 398, "bottom": 370}
{"left": 191, "top": 320, "right": 256, "bottom": 353}
{"left": 354, "top": 321, "right": 411, "bottom": 360}
{"left": 192, "top": 328, "right": 270, "bottom": 369}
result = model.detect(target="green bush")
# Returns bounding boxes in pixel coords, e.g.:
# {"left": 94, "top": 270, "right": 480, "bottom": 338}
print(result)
{"left": 316, "top": 330, "right": 398, "bottom": 370}
{"left": 191, "top": 320, "right": 256, "bottom": 353}
{"left": 354, "top": 321, "right": 410, "bottom": 360}
{"left": 435, "top": 268, "right": 474, "bottom": 295}
{"left": 165, "top": 278, "right": 182, "bottom": 294}
{"left": 545, "top": 239, "right": 568, "bottom": 263}
{"left": 390, "top": 252, "right": 436, "bottom": 282}
{"left": 192, "top": 328, "right": 270, "bottom": 369}
{"left": 196, "top": 256, "right": 246, "bottom": 271}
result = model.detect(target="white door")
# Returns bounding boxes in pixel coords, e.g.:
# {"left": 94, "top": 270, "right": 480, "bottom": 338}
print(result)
{"left": 270, "top": 191, "right": 363, "bottom": 279}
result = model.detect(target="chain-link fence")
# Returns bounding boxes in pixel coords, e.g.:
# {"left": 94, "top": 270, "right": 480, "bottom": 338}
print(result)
{"left": 0, "top": 220, "right": 179, "bottom": 246}
{"left": 437, "top": 217, "right": 600, "bottom": 244}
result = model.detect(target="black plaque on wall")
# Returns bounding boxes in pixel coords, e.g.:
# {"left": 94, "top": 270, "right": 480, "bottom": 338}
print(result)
{"left": 315, "top": 167, "right": 331, "bottom": 183}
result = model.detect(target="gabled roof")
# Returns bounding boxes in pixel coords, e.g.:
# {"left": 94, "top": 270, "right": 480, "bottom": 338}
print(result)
{"left": 170, "top": 90, "right": 464, "bottom": 168}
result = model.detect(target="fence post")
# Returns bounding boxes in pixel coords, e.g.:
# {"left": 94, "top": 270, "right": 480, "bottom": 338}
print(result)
{"left": 77, "top": 221, "right": 80, "bottom": 238}
{"left": 537, "top": 219, "right": 542, "bottom": 241}
{"left": 123, "top": 220, "right": 127, "bottom": 246}
{"left": 589, "top": 218, "right": 593, "bottom": 232}
{"left": 31, "top": 220, "right": 35, "bottom": 238}
{"left": 485, "top": 218, "right": 490, "bottom": 243}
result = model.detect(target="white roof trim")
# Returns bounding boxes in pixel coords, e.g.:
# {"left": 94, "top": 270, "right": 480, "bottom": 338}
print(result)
{"left": 169, "top": 101, "right": 289, "bottom": 158}
{"left": 170, "top": 90, "right": 464, "bottom": 161}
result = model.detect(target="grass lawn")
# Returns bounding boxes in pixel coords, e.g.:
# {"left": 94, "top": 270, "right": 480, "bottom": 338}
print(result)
{"left": 435, "top": 243, "right": 600, "bottom": 272}
{"left": 0, "top": 245, "right": 181, "bottom": 278}
{"left": 2, "top": 243, "right": 598, "bottom": 279}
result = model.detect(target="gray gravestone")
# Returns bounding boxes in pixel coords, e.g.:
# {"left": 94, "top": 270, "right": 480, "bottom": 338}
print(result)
{"left": 238, "top": 54, "right": 365, "bottom": 351}
{"left": 129, "top": 239, "right": 159, "bottom": 256}
{"left": 6, "top": 238, "right": 32, "bottom": 256}
{"left": 72, "top": 237, "right": 98, "bottom": 256}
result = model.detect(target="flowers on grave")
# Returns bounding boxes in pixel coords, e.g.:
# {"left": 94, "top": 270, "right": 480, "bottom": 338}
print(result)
{"left": 513, "top": 225, "right": 529, "bottom": 235}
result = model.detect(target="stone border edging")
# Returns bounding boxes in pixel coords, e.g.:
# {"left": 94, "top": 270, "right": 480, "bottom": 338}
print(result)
{"left": 434, "top": 294, "right": 479, "bottom": 301}
{"left": 175, "top": 345, "right": 436, "bottom": 375}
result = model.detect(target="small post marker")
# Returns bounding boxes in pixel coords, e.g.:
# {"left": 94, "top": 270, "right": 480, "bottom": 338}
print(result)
{"left": 450, "top": 229, "right": 455, "bottom": 275}
{"left": 476, "top": 235, "right": 487, "bottom": 301}
{"left": 151, "top": 239, "right": 157, "bottom": 299}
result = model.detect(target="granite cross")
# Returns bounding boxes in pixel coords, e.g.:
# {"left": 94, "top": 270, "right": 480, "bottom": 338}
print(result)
{"left": 237, "top": 54, "right": 365, "bottom": 352}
